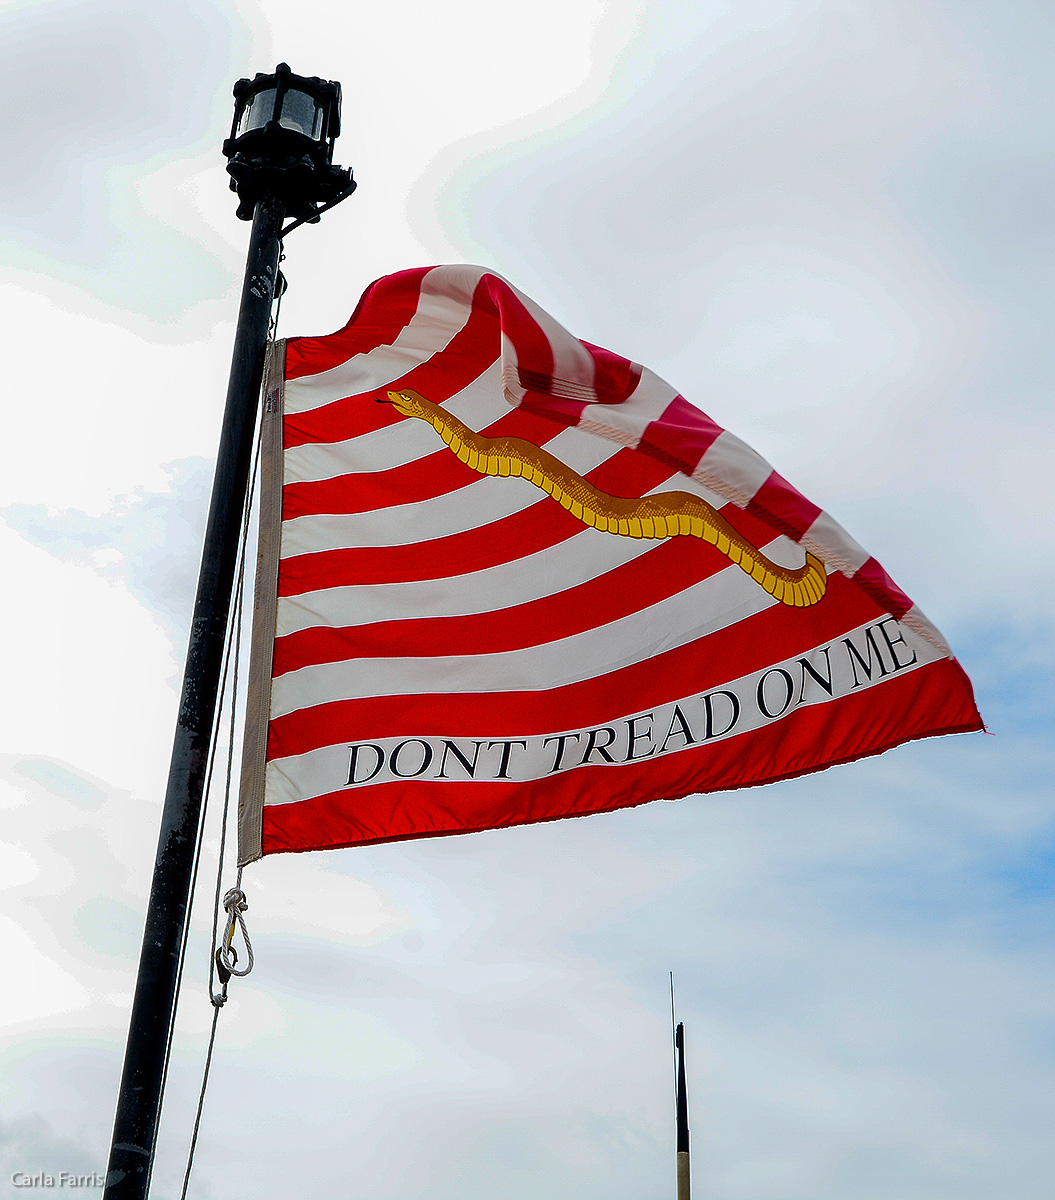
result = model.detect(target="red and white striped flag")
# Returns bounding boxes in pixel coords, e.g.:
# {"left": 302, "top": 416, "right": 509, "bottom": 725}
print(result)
{"left": 238, "top": 265, "right": 982, "bottom": 863}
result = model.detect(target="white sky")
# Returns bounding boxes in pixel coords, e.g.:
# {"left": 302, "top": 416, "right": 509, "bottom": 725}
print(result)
{"left": 0, "top": 2, "right": 1052, "bottom": 1198}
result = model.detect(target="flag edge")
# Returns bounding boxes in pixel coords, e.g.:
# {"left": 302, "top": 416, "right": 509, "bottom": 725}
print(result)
{"left": 237, "top": 339, "right": 287, "bottom": 867}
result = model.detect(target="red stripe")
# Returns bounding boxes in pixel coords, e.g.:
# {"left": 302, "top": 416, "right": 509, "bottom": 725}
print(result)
{"left": 273, "top": 534, "right": 747, "bottom": 676}
{"left": 260, "top": 657, "right": 982, "bottom": 855}
{"left": 581, "top": 341, "right": 642, "bottom": 404}
{"left": 637, "top": 395, "right": 724, "bottom": 476}
{"left": 283, "top": 406, "right": 573, "bottom": 520}
{"left": 285, "top": 394, "right": 402, "bottom": 451}
{"left": 277, "top": 445, "right": 680, "bottom": 595}
{"left": 266, "top": 572, "right": 882, "bottom": 759}
{"left": 745, "top": 471, "right": 823, "bottom": 541}
{"left": 477, "top": 273, "right": 556, "bottom": 393}
{"left": 285, "top": 267, "right": 432, "bottom": 380}
{"left": 517, "top": 390, "right": 590, "bottom": 425}
{"left": 853, "top": 556, "right": 913, "bottom": 619}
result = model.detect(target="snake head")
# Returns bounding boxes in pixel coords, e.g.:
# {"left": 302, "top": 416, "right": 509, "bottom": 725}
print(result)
{"left": 382, "top": 389, "right": 429, "bottom": 419}
{"left": 381, "top": 388, "right": 434, "bottom": 422}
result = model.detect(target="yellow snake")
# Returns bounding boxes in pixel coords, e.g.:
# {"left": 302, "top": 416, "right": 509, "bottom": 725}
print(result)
{"left": 383, "top": 389, "right": 827, "bottom": 607}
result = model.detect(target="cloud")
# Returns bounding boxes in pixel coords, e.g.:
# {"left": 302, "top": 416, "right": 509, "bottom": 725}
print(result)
{"left": 415, "top": 0, "right": 974, "bottom": 333}
{"left": 0, "top": 3, "right": 1051, "bottom": 1198}
{"left": 408, "top": 0, "right": 1055, "bottom": 630}
{"left": 0, "top": 0, "right": 257, "bottom": 327}
{"left": 0, "top": 619, "right": 1050, "bottom": 1198}
{"left": 0, "top": 1115, "right": 101, "bottom": 1200}
{"left": 127, "top": 728, "right": 1054, "bottom": 1200}
{"left": 0, "top": 526, "right": 179, "bottom": 792}
{"left": 3, "top": 456, "right": 211, "bottom": 649}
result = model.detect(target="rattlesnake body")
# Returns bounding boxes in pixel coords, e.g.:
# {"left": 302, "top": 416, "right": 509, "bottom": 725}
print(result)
{"left": 384, "top": 389, "right": 827, "bottom": 607}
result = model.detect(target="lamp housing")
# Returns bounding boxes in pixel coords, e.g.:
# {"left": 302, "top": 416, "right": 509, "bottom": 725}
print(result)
{"left": 222, "top": 62, "right": 353, "bottom": 221}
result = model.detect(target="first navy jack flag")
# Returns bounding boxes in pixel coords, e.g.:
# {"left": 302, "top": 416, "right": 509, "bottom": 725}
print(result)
{"left": 238, "top": 265, "right": 982, "bottom": 862}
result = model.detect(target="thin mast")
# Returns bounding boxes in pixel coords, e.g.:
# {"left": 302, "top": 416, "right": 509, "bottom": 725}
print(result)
{"left": 671, "top": 974, "right": 690, "bottom": 1200}
{"left": 675, "top": 1020, "right": 690, "bottom": 1200}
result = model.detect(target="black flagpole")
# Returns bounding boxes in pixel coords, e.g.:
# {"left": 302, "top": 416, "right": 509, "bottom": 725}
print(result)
{"left": 102, "top": 66, "right": 352, "bottom": 1199}
{"left": 101, "top": 194, "right": 283, "bottom": 1200}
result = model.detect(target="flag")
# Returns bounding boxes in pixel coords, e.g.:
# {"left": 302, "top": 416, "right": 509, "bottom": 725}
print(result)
{"left": 238, "top": 265, "right": 982, "bottom": 863}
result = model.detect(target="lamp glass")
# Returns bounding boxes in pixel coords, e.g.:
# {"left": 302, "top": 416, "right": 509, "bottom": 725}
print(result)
{"left": 238, "top": 87, "right": 277, "bottom": 135}
{"left": 278, "top": 89, "right": 324, "bottom": 139}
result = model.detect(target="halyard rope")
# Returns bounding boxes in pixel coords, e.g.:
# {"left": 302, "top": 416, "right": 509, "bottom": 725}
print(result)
{"left": 177, "top": 407, "right": 261, "bottom": 1200}
{"left": 145, "top": 459, "right": 253, "bottom": 1198}
{"left": 177, "top": 274, "right": 280, "bottom": 1195}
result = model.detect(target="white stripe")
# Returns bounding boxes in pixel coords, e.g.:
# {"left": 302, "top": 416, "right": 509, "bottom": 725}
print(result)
{"left": 263, "top": 618, "right": 947, "bottom": 806}
{"left": 508, "top": 282, "right": 598, "bottom": 389}
{"left": 286, "top": 413, "right": 439, "bottom": 486}
{"left": 285, "top": 360, "right": 509, "bottom": 484}
{"left": 269, "top": 542, "right": 813, "bottom": 717}
{"left": 576, "top": 367, "right": 678, "bottom": 450}
{"left": 801, "top": 510, "right": 871, "bottom": 577}
{"left": 691, "top": 429, "right": 774, "bottom": 507}
{"left": 277, "top": 495, "right": 811, "bottom": 637}
{"left": 498, "top": 329, "right": 520, "bottom": 403}
{"left": 898, "top": 603, "right": 950, "bottom": 656}
{"left": 278, "top": 421, "right": 626, "bottom": 556}
{"left": 276, "top": 522, "right": 661, "bottom": 637}
{"left": 283, "top": 267, "right": 480, "bottom": 413}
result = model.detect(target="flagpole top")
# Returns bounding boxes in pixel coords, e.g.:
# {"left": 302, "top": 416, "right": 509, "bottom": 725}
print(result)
{"left": 222, "top": 62, "right": 354, "bottom": 222}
